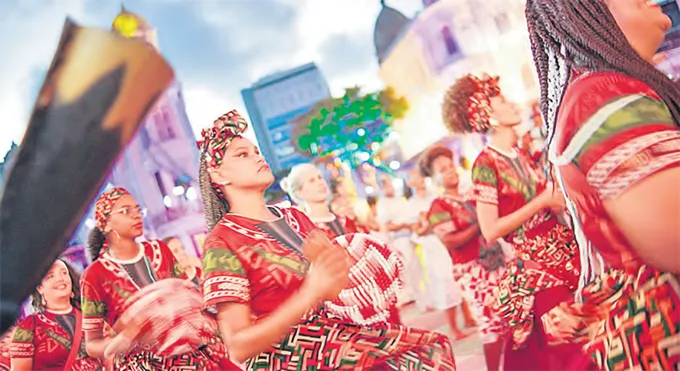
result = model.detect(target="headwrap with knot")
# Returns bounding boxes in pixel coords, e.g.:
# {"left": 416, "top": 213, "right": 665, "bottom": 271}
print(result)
{"left": 94, "top": 187, "right": 131, "bottom": 231}
{"left": 442, "top": 73, "right": 502, "bottom": 134}
{"left": 466, "top": 74, "right": 501, "bottom": 133}
{"left": 197, "top": 110, "right": 249, "bottom": 230}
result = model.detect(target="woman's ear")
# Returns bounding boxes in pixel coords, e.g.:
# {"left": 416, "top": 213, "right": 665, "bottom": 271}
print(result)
{"left": 208, "top": 167, "right": 230, "bottom": 186}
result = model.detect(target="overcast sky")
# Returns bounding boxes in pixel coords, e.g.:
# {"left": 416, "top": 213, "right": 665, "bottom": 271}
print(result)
{"left": 0, "top": 0, "right": 424, "bottom": 156}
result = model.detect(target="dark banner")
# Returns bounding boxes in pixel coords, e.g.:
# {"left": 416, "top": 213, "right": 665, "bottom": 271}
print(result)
{"left": 0, "top": 18, "right": 173, "bottom": 333}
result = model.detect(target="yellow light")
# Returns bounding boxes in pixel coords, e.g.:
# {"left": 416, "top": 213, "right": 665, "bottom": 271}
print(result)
{"left": 113, "top": 14, "right": 139, "bottom": 38}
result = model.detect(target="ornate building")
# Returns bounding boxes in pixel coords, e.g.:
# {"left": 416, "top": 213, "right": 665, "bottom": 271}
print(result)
{"left": 376, "top": 0, "right": 538, "bottom": 161}
{"left": 71, "top": 7, "right": 207, "bottom": 258}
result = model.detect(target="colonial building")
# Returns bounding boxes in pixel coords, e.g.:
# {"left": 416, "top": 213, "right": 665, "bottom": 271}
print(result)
{"left": 71, "top": 7, "right": 207, "bottom": 258}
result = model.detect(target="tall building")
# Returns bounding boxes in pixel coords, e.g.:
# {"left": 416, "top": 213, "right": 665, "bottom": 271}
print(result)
{"left": 71, "top": 7, "right": 207, "bottom": 257}
{"left": 241, "top": 63, "right": 332, "bottom": 174}
{"left": 376, "top": 0, "right": 536, "bottom": 161}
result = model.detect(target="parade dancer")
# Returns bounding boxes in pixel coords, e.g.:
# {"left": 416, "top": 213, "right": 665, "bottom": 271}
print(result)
{"left": 419, "top": 145, "right": 506, "bottom": 371}
{"left": 526, "top": 0, "right": 680, "bottom": 369}
{"left": 441, "top": 74, "right": 585, "bottom": 369}
{"left": 280, "top": 163, "right": 402, "bottom": 325}
{"left": 80, "top": 188, "right": 234, "bottom": 370}
{"left": 407, "top": 168, "right": 474, "bottom": 340}
{"left": 198, "top": 110, "right": 456, "bottom": 370}
{"left": 10, "top": 259, "right": 103, "bottom": 370}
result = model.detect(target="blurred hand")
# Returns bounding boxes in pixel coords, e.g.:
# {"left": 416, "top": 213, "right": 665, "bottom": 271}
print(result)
{"left": 302, "top": 246, "right": 350, "bottom": 302}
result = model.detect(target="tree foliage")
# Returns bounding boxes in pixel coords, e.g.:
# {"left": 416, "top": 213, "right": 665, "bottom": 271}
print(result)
{"left": 291, "top": 86, "right": 409, "bottom": 170}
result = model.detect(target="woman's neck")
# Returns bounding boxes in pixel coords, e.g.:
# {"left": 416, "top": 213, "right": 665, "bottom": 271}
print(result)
{"left": 414, "top": 187, "right": 428, "bottom": 198}
{"left": 305, "top": 201, "right": 333, "bottom": 219}
{"left": 488, "top": 126, "right": 517, "bottom": 152}
{"left": 46, "top": 298, "right": 72, "bottom": 313}
{"left": 444, "top": 186, "right": 460, "bottom": 197}
{"left": 109, "top": 238, "right": 139, "bottom": 260}
{"left": 228, "top": 190, "right": 277, "bottom": 221}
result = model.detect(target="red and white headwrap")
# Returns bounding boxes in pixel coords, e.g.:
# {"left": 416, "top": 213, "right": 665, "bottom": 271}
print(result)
{"left": 466, "top": 74, "right": 502, "bottom": 133}
{"left": 196, "top": 110, "right": 248, "bottom": 169}
{"left": 94, "top": 187, "right": 131, "bottom": 231}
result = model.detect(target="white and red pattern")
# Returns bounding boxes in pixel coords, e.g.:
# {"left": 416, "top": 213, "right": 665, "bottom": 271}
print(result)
{"left": 473, "top": 184, "right": 498, "bottom": 205}
{"left": 324, "top": 233, "right": 403, "bottom": 326}
{"left": 453, "top": 260, "right": 505, "bottom": 344}
{"left": 108, "top": 278, "right": 219, "bottom": 357}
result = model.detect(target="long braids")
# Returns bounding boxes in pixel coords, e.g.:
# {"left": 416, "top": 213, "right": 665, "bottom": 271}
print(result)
{"left": 199, "top": 151, "right": 229, "bottom": 231}
{"left": 526, "top": 0, "right": 680, "bottom": 299}
{"left": 526, "top": 0, "right": 680, "bottom": 141}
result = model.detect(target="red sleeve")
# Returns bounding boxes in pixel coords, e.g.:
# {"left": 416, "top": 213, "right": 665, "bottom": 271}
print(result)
{"left": 202, "top": 231, "right": 250, "bottom": 311}
{"left": 80, "top": 266, "right": 108, "bottom": 333}
{"left": 556, "top": 72, "right": 680, "bottom": 199}
{"left": 427, "top": 199, "right": 457, "bottom": 240}
{"left": 10, "top": 316, "right": 35, "bottom": 359}
{"left": 471, "top": 151, "right": 500, "bottom": 205}
{"left": 153, "top": 239, "right": 187, "bottom": 280}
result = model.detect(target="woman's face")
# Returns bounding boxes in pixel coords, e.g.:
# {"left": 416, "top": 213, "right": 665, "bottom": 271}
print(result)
{"left": 211, "top": 137, "right": 274, "bottom": 193}
{"left": 607, "top": 0, "right": 672, "bottom": 61}
{"left": 431, "top": 155, "right": 459, "bottom": 189}
{"left": 107, "top": 194, "right": 144, "bottom": 239}
{"left": 298, "top": 167, "right": 330, "bottom": 204}
{"left": 407, "top": 169, "right": 426, "bottom": 191}
{"left": 489, "top": 94, "right": 522, "bottom": 127}
{"left": 38, "top": 260, "right": 72, "bottom": 304}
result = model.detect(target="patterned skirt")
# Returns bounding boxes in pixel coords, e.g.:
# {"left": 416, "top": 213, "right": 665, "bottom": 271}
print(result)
{"left": 453, "top": 260, "right": 505, "bottom": 344}
{"left": 495, "top": 223, "right": 580, "bottom": 348}
{"left": 541, "top": 266, "right": 680, "bottom": 370}
{"left": 246, "top": 314, "right": 456, "bottom": 370}
{"left": 114, "top": 343, "right": 233, "bottom": 371}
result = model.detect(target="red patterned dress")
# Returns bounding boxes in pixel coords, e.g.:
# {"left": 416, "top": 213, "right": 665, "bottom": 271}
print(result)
{"left": 10, "top": 308, "right": 103, "bottom": 370}
{"left": 81, "top": 240, "right": 231, "bottom": 370}
{"left": 426, "top": 194, "right": 505, "bottom": 344}
{"left": 202, "top": 206, "right": 456, "bottom": 371}
{"left": 542, "top": 72, "right": 680, "bottom": 370}
{"left": 471, "top": 146, "right": 581, "bottom": 350}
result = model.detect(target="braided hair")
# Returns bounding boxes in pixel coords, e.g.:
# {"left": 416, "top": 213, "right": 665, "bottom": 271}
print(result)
{"left": 199, "top": 151, "right": 230, "bottom": 231}
{"left": 525, "top": 0, "right": 680, "bottom": 147}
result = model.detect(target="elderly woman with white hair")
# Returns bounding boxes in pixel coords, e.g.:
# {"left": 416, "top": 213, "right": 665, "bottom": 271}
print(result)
{"left": 281, "top": 163, "right": 403, "bottom": 325}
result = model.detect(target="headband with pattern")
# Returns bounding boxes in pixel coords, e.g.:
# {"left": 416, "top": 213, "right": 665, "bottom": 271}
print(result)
{"left": 466, "top": 74, "right": 501, "bottom": 133}
{"left": 197, "top": 110, "right": 249, "bottom": 168}
{"left": 94, "top": 186, "right": 131, "bottom": 231}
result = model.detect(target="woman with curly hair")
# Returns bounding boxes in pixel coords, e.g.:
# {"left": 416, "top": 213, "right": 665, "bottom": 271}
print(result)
{"left": 441, "top": 74, "right": 585, "bottom": 369}
{"left": 525, "top": 0, "right": 680, "bottom": 369}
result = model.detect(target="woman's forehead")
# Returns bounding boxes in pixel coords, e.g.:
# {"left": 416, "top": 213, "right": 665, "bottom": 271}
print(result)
{"left": 225, "top": 137, "right": 256, "bottom": 152}
{"left": 113, "top": 194, "right": 137, "bottom": 208}
{"left": 48, "top": 260, "right": 67, "bottom": 273}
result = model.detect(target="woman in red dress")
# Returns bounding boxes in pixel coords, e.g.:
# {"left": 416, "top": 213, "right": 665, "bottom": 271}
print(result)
{"left": 420, "top": 145, "right": 506, "bottom": 371}
{"left": 441, "top": 74, "right": 584, "bottom": 369}
{"left": 80, "top": 187, "right": 233, "bottom": 370}
{"left": 526, "top": 0, "right": 680, "bottom": 369}
{"left": 198, "top": 110, "right": 456, "bottom": 370}
{"left": 10, "top": 259, "right": 103, "bottom": 370}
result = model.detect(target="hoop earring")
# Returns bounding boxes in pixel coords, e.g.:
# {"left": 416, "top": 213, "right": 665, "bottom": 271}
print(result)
{"left": 113, "top": 230, "right": 121, "bottom": 239}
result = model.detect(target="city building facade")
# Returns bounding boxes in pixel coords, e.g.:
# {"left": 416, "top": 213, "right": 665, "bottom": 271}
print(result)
{"left": 241, "top": 63, "right": 332, "bottom": 174}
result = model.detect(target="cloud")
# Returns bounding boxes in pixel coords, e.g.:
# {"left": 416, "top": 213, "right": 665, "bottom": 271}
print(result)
{"left": 0, "top": 0, "right": 87, "bottom": 155}
{"left": 0, "top": 0, "right": 424, "bottom": 156}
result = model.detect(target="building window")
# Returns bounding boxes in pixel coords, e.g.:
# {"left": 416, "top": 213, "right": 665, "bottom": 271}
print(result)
{"left": 441, "top": 26, "right": 459, "bottom": 56}
{"left": 156, "top": 109, "right": 176, "bottom": 141}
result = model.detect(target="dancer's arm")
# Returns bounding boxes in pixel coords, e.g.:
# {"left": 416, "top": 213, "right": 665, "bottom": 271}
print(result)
{"left": 476, "top": 188, "right": 558, "bottom": 242}
{"left": 439, "top": 224, "right": 480, "bottom": 250}
{"left": 215, "top": 248, "right": 349, "bottom": 364}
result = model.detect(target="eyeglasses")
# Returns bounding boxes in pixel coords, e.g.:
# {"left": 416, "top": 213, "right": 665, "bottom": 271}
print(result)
{"left": 111, "top": 205, "right": 147, "bottom": 218}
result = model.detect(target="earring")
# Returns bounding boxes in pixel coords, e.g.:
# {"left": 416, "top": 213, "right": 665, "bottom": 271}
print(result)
{"left": 71, "top": 292, "right": 75, "bottom": 298}
{"left": 41, "top": 295, "right": 47, "bottom": 307}
{"left": 221, "top": 180, "right": 231, "bottom": 186}
{"left": 113, "top": 230, "right": 121, "bottom": 239}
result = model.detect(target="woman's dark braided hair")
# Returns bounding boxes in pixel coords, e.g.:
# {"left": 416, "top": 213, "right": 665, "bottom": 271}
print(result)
{"left": 87, "top": 227, "right": 106, "bottom": 261}
{"left": 525, "top": 0, "right": 680, "bottom": 145}
{"left": 199, "top": 151, "right": 230, "bottom": 231}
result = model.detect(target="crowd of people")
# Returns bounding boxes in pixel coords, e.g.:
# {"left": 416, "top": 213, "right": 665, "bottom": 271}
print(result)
{"left": 0, "top": 0, "right": 678, "bottom": 369}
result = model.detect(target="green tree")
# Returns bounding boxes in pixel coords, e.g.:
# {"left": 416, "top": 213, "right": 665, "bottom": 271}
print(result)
{"left": 292, "top": 86, "right": 408, "bottom": 173}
